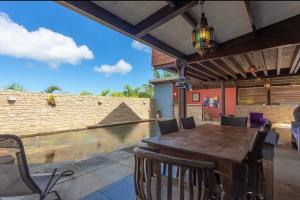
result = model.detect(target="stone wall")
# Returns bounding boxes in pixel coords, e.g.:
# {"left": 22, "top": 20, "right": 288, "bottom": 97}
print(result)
{"left": 173, "top": 104, "right": 203, "bottom": 125}
{"left": 0, "top": 91, "right": 155, "bottom": 136}
{"left": 236, "top": 105, "right": 299, "bottom": 124}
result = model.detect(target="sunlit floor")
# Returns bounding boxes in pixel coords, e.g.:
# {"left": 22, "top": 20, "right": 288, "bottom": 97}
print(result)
{"left": 1, "top": 128, "right": 300, "bottom": 200}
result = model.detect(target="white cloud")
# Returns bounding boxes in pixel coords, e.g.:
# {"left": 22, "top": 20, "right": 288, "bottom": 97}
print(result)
{"left": 94, "top": 59, "right": 132, "bottom": 75}
{"left": 131, "top": 40, "right": 151, "bottom": 53}
{"left": 0, "top": 12, "right": 94, "bottom": 68}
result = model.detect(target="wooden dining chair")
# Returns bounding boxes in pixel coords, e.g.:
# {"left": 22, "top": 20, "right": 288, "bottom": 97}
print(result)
{"left": 246, "top": 126, "right": 269, "bottom": 199}
{"left": 157, "top": 119, "right": 179, "bottom": 176}
{"left": 220, "top": 115, "right": 248, "bottom": 127}
{"left": 180, "top": 117, "right": 196, "bottom": 129}
{"left": 157, "top": 118, "right": 179, "bottom": 135}
{"left": 133, "top": 146, "right": 216, "bottom": 200}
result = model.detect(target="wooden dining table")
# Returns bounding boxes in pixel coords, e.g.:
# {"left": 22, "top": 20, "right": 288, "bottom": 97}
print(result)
{"left": 142, "top": 124, "right": 259, "bottom": 200}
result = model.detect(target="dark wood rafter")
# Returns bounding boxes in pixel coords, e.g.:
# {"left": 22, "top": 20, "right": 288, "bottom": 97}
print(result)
{"left": 167, "top": 1, "right": 198, "bottom": 28}
{"left": 187, "top": 68, "right": 211, "bottom": 81}
{"left": 289, "top": 45, "right": 300, "bottom": 74}
{"left": 197, "top": 62, "right": 229, "bottom": 80}
{"left": 209, "top": 60, "right": 237, "bottom": 79}
{"left": 244, "top": 1, "right": 256, "bottom": 31}
{"left": 277, "top": 47, "right": 282, "bottom": 75}
{"left": 220, "top": 57, "right": 247, "bottom": 78}
{"left": 235, "top": 55, "right": 256, "bottom": 78}
{"left": 187, "top": 14, "right": 300, "bottom": 63}
{"left": 135, "top": 1, "right": 198, "bottom": 37}
{"left": 186, "top": 71, "right": 206, "bottom": 82}
{"left": 256, "top": 50, "right": 268, "bottom": 76}
{"left": 188, "top": 64, "right": 220, "bottom": 80}
{"left": 58, "top": 1, "right": 188, "bottom": 62}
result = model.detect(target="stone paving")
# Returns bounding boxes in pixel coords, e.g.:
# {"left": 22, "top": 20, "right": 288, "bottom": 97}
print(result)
{"left": 1, "top": 148, "right": 135, "bottom": 200}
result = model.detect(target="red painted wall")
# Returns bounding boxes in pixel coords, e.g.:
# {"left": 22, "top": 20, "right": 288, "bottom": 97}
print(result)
{"left": 173, "top": 85, "right": 236, "bottom": 120}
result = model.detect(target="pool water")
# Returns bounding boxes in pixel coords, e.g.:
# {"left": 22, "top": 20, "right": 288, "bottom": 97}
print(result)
{"left": 22, "top": 121, "right": 160, "bottom": 164}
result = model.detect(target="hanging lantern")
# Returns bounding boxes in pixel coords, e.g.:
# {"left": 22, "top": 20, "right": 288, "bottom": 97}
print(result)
{"left": 192, "top": 7, "right": 216, "bottom": 57}
{"left": 248, "top": 65, "right": 258, "bottom": 73}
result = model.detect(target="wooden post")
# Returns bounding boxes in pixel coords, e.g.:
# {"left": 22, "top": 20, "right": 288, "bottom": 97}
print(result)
{"left": 221, "top": 80, "right": 225, "bottom": 116}
{"left": 177, "top": 60, "right": 187, "bottom": 122}
{"left": 236, "top": 86, "right": 239, "bottom": 105}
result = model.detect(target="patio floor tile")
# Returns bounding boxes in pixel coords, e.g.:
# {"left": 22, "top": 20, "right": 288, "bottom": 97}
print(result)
{"left": 99, "top": 150, "right": 133, "bottom": 162}
{"left": 74, "top": 157, "right": 116, "bottom": 173}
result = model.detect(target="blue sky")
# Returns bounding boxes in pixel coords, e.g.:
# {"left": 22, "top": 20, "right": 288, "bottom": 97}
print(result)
{"left": 0, "top": 1, "right": 153, "bottom": 94}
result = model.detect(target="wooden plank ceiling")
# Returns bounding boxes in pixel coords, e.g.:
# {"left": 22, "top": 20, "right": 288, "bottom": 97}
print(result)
{"left": 58, "top": 1, "right": 300, "bottom": 86}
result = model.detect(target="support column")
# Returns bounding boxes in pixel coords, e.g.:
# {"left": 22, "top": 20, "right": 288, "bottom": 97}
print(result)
{"left": 221, "top": 80, "right": 225, "bottom": 116}
{"left": 176, "top": 60, "right": 187, "bottom": 121}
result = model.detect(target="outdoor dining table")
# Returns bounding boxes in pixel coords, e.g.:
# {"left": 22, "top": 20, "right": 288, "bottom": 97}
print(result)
{"left": 142, "top": 124, "right": 264, "bottom": 200}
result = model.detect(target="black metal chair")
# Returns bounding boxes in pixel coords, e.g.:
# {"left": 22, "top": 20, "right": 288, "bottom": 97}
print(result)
{"left": 246, "top": 125, "right": 270, "bottom": 199}
{"left": 0, "top": 134, "right": 73, "bottom": 200}
{"left": 220, "top": 115, "right": 248, "bottom": 127}
{"left": 157, "top": 118, "right": 179, "bottom": 135}
{"left": 181, "top": 117, "right": 196, "bottom": 129}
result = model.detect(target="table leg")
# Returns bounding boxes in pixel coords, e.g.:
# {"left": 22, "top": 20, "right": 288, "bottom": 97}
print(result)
{"left": 221, "top": 174, "right": 231, "bottom": 200}
{"left": 232, "top": 163, "right": 247, "bottom": 200}
{"left": 221, "top": 163, "right": 247, "bottom": 200}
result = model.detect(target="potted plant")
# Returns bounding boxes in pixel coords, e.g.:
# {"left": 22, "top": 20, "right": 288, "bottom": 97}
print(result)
{"left": 155, "top": 106, "right": 161, "bottom": 118}
{"left": 47, "top": 94, "right": 56, "bottom": 107}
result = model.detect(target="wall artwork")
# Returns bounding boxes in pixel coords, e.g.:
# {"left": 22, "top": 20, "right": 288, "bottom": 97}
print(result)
{"left": 192, "top": 93, "right": 200, "bottom": 102}
{"left": 203, "top": 97, "right": 219, "bottom": 108}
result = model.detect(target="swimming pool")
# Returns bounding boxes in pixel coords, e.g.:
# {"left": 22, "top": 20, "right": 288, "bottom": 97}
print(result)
{"left": 22, "top": 121, "right": 160, "bottom": 164}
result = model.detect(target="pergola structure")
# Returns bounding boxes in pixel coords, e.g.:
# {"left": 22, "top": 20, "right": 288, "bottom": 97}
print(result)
{"left": 59, "top": 1, "right": 300, "bottom": 118}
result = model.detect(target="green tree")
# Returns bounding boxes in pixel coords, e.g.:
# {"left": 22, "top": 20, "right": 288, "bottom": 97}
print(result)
{"left": 110, "top": 92, "right": 124, "bottom": 97}
{"left": 153, "top": 69, "right": 177, "bottom": 79}
{"left": 4, "top": 82, "right": 25, "bottom": 91}
{"left": 44, "top": 86, "right": 61, "bottom": 93}
{"left": 123, "top": 85, "right": 140, "bottom": 97}
{"left": 163, "top": 70, "right": 177, "bottom": 78}
{"left": 138, "top": 84, "right": 154, "bottom": 98}
{"left": 99, "top": 89, "right": 111, "bottom": 96}
{"left": 153, "top": 69, "right": 161, "bottom": 79}
{"left": 80, "top": 90, "right": 93, "bottom": 96}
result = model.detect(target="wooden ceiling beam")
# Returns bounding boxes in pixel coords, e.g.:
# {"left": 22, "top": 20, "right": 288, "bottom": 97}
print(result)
{"left": 135, "top": 1, "right": 198, "bottom": 37}
{"left": 244, "top": 1, "right": 256, "bottom": 31}
{"left": 197, "top": 62, "right": 229, "bottom": 80}
{"left": 187, "top": 14, "right": 300, "bottom": 63}
{"left": 186, "top": 71, "right": 207, "bottom": 82}
{"left": 277, "top": 47, "right": 282, "bottom": 75}
{"left": 188, "top": 64, "right": 220, "bottom": 80}
{"left": 256, "top": 50, "right": 268, "bottom": 76}
{"left": 289, "top": 45, "right": 300, "bottom": 74}
{"left": 221, "top": 57, "right": 247, "bottom": 78}
{"left": 58, "top": 1, "right": 188, "bottom": 62}
{"left": 234, "top": 55, "right": 256, "bottom": 77}
{"left": 167, "top": 1, "right": 198, "bottom": 28}
{"left": 187, "top": 68, "right": 212, "bottom": 81}
{"left": 209, "top": 60, "right": 237, "bottom": 79}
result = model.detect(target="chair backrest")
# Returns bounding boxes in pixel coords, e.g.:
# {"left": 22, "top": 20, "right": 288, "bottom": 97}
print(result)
{"left": 249, "top": 112, "right": 264, "bottom": 123}
{"left": 0, "top": 134, "right": 41, "bottom": 197}
{"left": 181, "top": 117, "right": 196, "bottom": 129}
{"left": 250, "top": 128, "right": 269, "bottom": 160}
{"left": 220, "top": 115, "right": 248, "bottom": 127}
{"left": 157, "top": 119, "right": 179, "bottom": 135}
{"left": 134, "top": 147, "right": 216, "bottom": 200}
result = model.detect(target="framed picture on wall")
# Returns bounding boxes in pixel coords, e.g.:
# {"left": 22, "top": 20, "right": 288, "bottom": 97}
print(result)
{"left": 192, "top": 93, "right": 200, "bottom": 102}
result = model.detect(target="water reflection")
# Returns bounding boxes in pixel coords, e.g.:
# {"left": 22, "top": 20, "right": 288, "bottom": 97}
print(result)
{"left": 22, "top": 122, "right": 159, "bottom": 164}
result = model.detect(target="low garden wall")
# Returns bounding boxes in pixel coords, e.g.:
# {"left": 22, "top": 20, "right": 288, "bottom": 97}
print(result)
{"left": 236, "top": 104, "right": 298, "bottom": 124}
{"left": 0, "top": 91, "right": 155, "bottom": 136}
